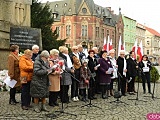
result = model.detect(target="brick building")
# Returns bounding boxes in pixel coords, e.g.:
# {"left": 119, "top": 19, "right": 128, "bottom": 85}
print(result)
{"left": 46, "top": 0, "right": 124, "bottom": 54}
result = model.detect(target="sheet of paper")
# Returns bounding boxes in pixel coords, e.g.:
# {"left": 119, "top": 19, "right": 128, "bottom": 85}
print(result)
{"left": 143, "top": 67, "right": 149, "bottom": 72}
{"left": 4, "top": 76, "right": 17, "bottom": 88}
{"left": 107, "top": 68, "right": 114, "bottom": 74}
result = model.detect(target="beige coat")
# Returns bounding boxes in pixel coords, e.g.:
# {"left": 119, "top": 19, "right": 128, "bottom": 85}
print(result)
{"left": 48, "top": 60, "right": 61, "bottom": 92}
{"left": 8, "top": 52, "right": 21, "bottom": 87}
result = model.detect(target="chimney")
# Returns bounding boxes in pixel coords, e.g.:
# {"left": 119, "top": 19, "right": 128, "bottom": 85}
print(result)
{"left": 107, "top": 7, "right": 111, "bottom": 11}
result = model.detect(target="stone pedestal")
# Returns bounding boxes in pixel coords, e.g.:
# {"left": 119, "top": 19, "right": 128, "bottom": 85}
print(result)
{"left": 0, "top": 0, "right": 32, "bottom": 69}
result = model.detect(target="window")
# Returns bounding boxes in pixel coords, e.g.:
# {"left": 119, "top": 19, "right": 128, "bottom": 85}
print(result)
{"left": 147, "top": 41, "right": 150, "bottom": 45}
{"left": 82, "top": 25, "right": 87, "bottom": 37}
{"left": 107, "top": 30, "right": 109, "bottom": 37}
{"left": 55, "top": 4, "right": 58, "bottom": 7}
{"left": 101, "top": 29, "right": 104, "bottom": 38}
{"left": 64, "top": 3, "right": 67, "bottom": 7}
{"left": 56, "top": 27, "right": 60, "bottom": 36}
{"left": 65, "top": 43, "right": 70, "bottom": 48}
{"left": 147, "top": 50, "right": 149, "bottom": 55}
{"left": 66, "top": 25, "right": 71, "bottom": 37}
{"left": 96, "top": 27, "right": 99, "bottom": 38}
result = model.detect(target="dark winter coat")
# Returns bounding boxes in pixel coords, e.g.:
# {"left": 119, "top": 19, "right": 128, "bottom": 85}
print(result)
{"left": 30, "top": 55, "right": 50, "bottom": 98}
{"left": 138, "top": 60, "right": 152, "bottom": 73}
{"left": 127, "top": 57, "right": 138, "bottom": 77}
{"left": 117, "top": 56, "right": 126, "bottom": 76}
{"left": 79, "top": 66, "right": 90, "bottom": 89}
{"left": 98, "top": 57, "right": 113, "bottom": 85}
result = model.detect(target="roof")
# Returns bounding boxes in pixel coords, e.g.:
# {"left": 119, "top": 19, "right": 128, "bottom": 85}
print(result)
{"left": 145, "top": 26, "right": 160, "bottom": 37}
{"left": 43, "top": 0, "right": 121, "bottom": 27}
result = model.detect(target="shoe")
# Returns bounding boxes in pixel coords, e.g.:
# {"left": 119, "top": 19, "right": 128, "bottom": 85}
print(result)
{"left": 129, "top": 92, "right": 135, "bottom": 95}
{"left": 81, "top": 98, "right": 86, "bottom": 102}
{"left": 9, "top": 99, "right": 16, "bottom": 105}
{"left": 49, "top": 103, "right": 55, "bottom": 107}
{"left": 53, "top": 102, "right": 59, "bottom": 106}
{"left": 92, "top": 96, "right": 97, "bottom": 99}
{"left": 148, "top": 92, "right": 152, "bottom": 94}
{"left": 13, "top": 100, "right": 19, "bottom": 103}
{"left": 88, "top": 96, "right": 93, "bottom": 100}
{"left": 34, "top": 104, "right": 41, "bottom": 113}
{"left": 27, "top": 105, "right": 33, "bottom": 108}
{"left": 41, "top": 104, "right": 49, "bottom": 112}
{"left": 96, "top": 92, "right": 101, "bottom": 94}
{"left": 22, "top": 106, "right": 28, "bottom": 110}
{"left": 72, "top": 97, "right": 77, "bottom": 102}
{"left": 122, "top": 94, "right": 127, "bottom": 96}
{"left": 143, "top": 91, "right": 146, "bottom": 94}
{"left": 75, "top": 96, "right": 79, "bottom": 101}
{"left": 102, "top": 95, "right": 107, "bottom": 99}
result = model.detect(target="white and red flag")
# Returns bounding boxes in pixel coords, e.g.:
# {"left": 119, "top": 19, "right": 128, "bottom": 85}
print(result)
{"left": 132, "top": 39, "right": 138, "bottom": 59}
{"left": 118, "top": 36, "right": 122, "bottom": 56}
{"left": 109, "top": 39, "right": 113, "bottom": 50}
{"left": 137, "top": 40, "right": 143, "bottom": 62}
{"left": 103, "top": 37, "right": 107, "bottom": 50}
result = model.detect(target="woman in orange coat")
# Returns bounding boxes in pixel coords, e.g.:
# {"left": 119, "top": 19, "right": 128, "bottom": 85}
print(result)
{"left": 19, "top": 49, "right": 33, "bottom": 110}
{"left": 8, "top": 45, "right": 21, "bottom": 105}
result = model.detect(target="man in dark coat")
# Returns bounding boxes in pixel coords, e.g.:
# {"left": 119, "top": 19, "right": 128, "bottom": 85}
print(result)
{"left": 127, "top": 51, "right": 138, "bottom": 95}
{"left": 117, "top": 50, "right": 127, "bottom": 96}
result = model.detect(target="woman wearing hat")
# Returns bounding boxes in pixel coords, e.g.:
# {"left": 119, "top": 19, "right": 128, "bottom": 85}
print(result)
{"left": 98, "top": 50, "right": 113, "bottom": 99}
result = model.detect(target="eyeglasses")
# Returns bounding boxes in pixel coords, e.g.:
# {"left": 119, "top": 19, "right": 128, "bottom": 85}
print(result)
{"left": 74, "top": 49, "right": 78, "bottom": 50}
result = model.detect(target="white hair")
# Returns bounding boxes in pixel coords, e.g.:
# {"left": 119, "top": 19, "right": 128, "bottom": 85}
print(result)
{"left": 119, "top": 50, "right": 125, "bottom": 54}
{"left": 50, "top": 49, "right": 59, "bottom": 55}
{"left": 32, "top": 45, "right": 39, "bottom": 50}
{"left": 40, "top": 50, "right": 49, "bottom": 58}
{"left": 108, "top": 49, "right": 115, "bottom": 54}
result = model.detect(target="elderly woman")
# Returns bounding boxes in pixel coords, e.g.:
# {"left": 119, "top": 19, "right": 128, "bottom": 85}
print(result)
{"left": 8, "top": 45, "right": 21, "bottom": 105}
{"left": 30, "top": 50, "right": 50, "bottom": 113}
{"left": 98, "top": 50, "right": 113, "bottom": 99}
{"left": 19, "top": 49, "right": 33, "bottom": 110}
{"left": 69, "top": 46, "right": 81, "bottom": 102}
{"left": 87, "top": 50, "right": 98, "bottom": 100}
{"left": 48, "top": 49, "right": 62, "bottom": 106}
{"left": 59, "top": 46, "right": 73, "bottom": 103}
{"left": 108, "top": 49, "right": 118, "bottom": 96}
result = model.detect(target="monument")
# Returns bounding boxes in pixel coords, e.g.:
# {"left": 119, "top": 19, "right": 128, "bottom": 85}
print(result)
{"left": 0, "top": 0, "right": 41, "bottom": 69}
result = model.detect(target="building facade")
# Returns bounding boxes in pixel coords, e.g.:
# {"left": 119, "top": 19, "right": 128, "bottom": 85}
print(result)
{"left": 122, "top": 15, "right": 136, "bottom": 52}
{"left": 145, "top": 27, "right": 160, "bottom": 62}
{"left": 47, "top": 0, "right": 124, "bottom": 54}
{"left": 0, "top": 0, "right": 32, "bottom": 69}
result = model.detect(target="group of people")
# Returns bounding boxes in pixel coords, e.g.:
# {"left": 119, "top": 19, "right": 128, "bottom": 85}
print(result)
{"left": 7, "top": 44, "right": 152, "bottom": 112}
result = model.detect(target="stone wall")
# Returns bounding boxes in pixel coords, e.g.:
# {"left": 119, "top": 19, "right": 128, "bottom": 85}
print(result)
{"left": 0, "top": 0, "right": 32, "bottom": 69}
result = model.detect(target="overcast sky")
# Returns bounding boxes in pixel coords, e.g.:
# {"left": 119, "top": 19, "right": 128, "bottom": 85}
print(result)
{"left": 39, "top": 0, "right": 160, "bottom": 33}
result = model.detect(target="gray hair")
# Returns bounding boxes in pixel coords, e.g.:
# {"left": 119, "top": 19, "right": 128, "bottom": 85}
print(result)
{"left": 50, "top": 49, "right": 59, "bottom": 55}
{"left": 32, "top": 45, "right": 39, "bottom": 50}
{"left": 40, "top": 50, "right": 50, "bottom": 58}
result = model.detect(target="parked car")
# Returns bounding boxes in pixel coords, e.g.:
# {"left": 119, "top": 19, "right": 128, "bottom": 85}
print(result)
{"left": 151, "top": 62, "right": 159, "bottom": 66}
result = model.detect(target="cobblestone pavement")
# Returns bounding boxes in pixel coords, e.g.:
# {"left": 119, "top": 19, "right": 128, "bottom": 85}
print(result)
{"left": 0, "top": 82, "right": 160, "bottom": 120}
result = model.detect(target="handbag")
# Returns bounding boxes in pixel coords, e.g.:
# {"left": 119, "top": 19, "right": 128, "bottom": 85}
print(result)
{"left": 20, "top": 76, "right": 27, "bottom": 84}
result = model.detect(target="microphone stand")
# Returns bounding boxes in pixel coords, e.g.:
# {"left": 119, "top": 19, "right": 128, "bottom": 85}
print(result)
{"left": 128, "top": 61, "right": 147, "bottom": 105}
{"left": 46, "top": 68, "right": 77, "bottom": 118}
{"left": 110, "top": 71, "right": 129, "bottom": 105}
{"left": 144, "top": 69, "right": 160, "bottom": 100}
{"left": 81, "top": 66, "right": 102, "bottom": 110}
